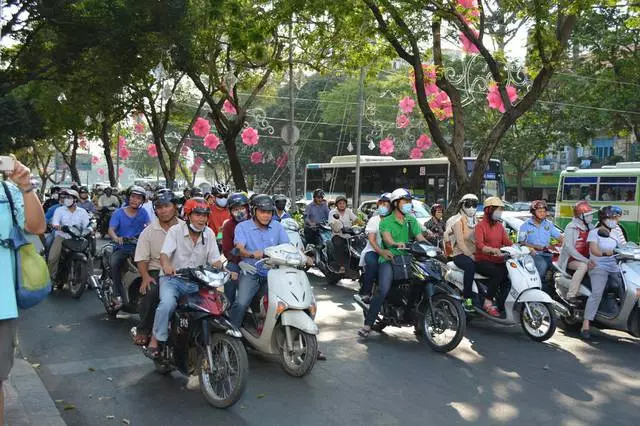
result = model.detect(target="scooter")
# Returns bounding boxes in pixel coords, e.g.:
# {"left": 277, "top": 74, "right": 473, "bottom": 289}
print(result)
{"left": 138, "top": 266, "right": 248, "bottom": 409}
{"left": 281, "top": 218, "right": 305, "bottom": 251}
{"left": 445, "top": 244, "right": 560, "bottom": 342}
{"left": 238, "top": 243, "right": 319, "bottom": 377}
{"left": 313, "top": 224, "right": 365, "bottom": 285}
{"left": 553, "top": 243, "right": 640, "bottom": 337}
{"left": 55, "top": 225, "right": 95, "bottom": 299}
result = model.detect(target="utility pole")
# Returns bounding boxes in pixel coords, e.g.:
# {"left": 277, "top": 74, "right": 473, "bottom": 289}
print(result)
{"left": 115, "top": 123, "right": 121, "bottom": 188}
{"left": 353, "top": 67, "right": 366, "bottom": 208}
{"left": 288, "top": 20, "right": 296, "bottom": 202}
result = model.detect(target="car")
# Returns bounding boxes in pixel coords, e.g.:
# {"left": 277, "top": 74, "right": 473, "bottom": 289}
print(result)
{"left": 511, "top": 201, "right": 531, "bottom": 212}
{"left": 358, "top": 199, "right": 432, "bottom": 230}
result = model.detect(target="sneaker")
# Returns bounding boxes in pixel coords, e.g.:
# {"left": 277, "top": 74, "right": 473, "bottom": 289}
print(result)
{"left": 186, "top": 374, "right": 200, "bottom": 391}
{"left": 463, "top": 298, "right": 474, "bottom": 312}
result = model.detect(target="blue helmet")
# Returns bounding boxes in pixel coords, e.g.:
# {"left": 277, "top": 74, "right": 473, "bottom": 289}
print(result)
{"left": 611, "top": 205, "right": 623, "bottom": 217}
{"left": 227, "top": 192, "right": 249, "bottom": 210}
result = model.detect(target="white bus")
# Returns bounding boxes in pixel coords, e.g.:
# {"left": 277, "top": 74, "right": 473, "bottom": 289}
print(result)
{"left": 304, "top": 156, "right": 505, "bottom": 206}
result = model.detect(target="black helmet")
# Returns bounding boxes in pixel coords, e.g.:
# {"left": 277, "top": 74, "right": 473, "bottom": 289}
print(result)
{"left": 191, "top": 187, "right": 203, "bottom": 197}
{"left": 104, "top": 187, "right": 113, "bottom": 195}
{"left": 272, "top": 194, "right": 287, "bottom": 211}
{"left": 154, "top": 189, "right": 176, "bottom": 208}
{"left": 598, "top": 205, "right": 615, "bottom": 222}
{"left": 79, "top": 186, "right": 89, "bottom": 194}
{"left": 228, "top": 192, "right": 250, "bottom": 210}
{"left": 335, "top": 195, "right": 348, "bottom": 205}
{"left": 313, "top": 188, "right": 325, "bottom": 199}
{"left": 251, "top": 194, "right": 275, "bottom": 216}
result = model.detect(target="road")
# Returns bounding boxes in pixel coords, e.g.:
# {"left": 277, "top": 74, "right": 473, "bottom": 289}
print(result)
{"left": 15, "top": 264, "right": 640, "bottom": 425}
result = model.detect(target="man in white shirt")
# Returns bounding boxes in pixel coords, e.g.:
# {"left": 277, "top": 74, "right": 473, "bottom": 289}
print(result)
{"left": 98, "top": 188, "right": 120, "bottom": 209}
{"left": 328, "top": 195, "right": 357, "bottom": 273}
{"left": 146, "top": 198, "right": 225, "bottom": 358}
{"left": 47, "top": 189, "right": 90, "bottom": 280}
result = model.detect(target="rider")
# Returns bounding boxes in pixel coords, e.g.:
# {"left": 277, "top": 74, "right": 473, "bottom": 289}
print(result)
{"left": 424, "top": 203, "right": 445, "bottom": 247}
{"left": 557, "top": 201, "right": 595, "bottom": 304}
{"left": 581, "top": 206, "right": 622, "bottom": 339}
{"left": 609, "top": 206, "right": 626, "bottom": 245}
{"left": 358, "top": 193, "right": 393, "bottom": 302}
{"left": 146, "top": 197, "right": 224, "bottom": 358}
{"left": 228, "top": 195, "right": 290, "bottom": 329}
{"left": 358, "top": 188, "right": 427, "bottom": 338}
{"left": 518, "top": 200, "right": 564, "bottom": 295}
{"left": 329, "top": 195, "right": 357, "bottom": 274}
{"left": 207, "top": 183, "right": 231, "bottom": 236}
{"left": 98, "top": 187, "right": 120, "bottom": 209}
{"left": 43, "top": 186, "right": 61, "bottom": 212}
{"left": 272, "top": 194, "right": 291, "bottom": 222}
{"left": 474, "top": 196, "right": 512, "bottom": 317}
{"left": 451, "top": 194, "right": 480, "bottom": 311}
{"left": 133, "top": 189, "right": 181, "bottom": 346}
{"left": 48, "top": 189, "right": 90, "bottom": 280}
{"left": 303, "top": 189, "right": 330, "bottom": 247}
{"left": 108, "top": 186, "right": 150, "bottom": 309}
{"left": 76, "top": 186, "right": 96, "bottom": 214}
{"left": 221, "top": 192, "right": 251, "bottom": 306}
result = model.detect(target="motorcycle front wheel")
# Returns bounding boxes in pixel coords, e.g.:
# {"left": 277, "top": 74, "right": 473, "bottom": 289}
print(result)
{"left": 200, "top": 333, "right": 248, "bottom": 409}
{"left": 521, "top": 302, "right": 557, "bottom": 342}
{"left": 69, "top": 260, "right": 86, "bottom": 300}
{"left": 417, "top": 294, "right": 466, "bottom": 353}
{"left": 279, "top": 326, "right": 318, "bottom": 377}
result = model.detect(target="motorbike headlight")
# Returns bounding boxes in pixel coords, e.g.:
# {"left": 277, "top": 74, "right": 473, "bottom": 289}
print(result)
{"left": 522, "top": 255, "right": 536, "bottom": 274}
{"left": 426, "top": 249, "right": 437, "bottom": 258}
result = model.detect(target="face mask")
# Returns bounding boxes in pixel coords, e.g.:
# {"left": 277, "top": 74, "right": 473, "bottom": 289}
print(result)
{"left": 463, "top": 207, "right": 476, "bottom": 217}
{"left": 63, "top": 198, "right": 74, "bottom": 207}
{"left": 232, "top": 210, "right": 248, "bottom": 222}
{"left": 583, "top": 213, "right": 594, "bottom": 224}
{"left": 189, "top": 222, "right": 205, "bottom": 233}
{"left": 51, "top": 193, "right": 59, "bottom": 200}
{"left": 491, "top": 210, "right": 502, "bottom": 221}
{"left": 215, "top": 198, "right": 228, "bottom": 208}
{"left": 377, "top": 206, "right": 390, "bottom": 216}
{"left": 400, "top": 203, "right": 413, "bottom": 215}
{"left": 604, "top": 219, "right": 617, "bottom": 229}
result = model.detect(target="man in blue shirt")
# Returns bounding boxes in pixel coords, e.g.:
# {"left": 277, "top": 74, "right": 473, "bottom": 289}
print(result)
{"left": 229, "top": 194, "right": 290, "bottom": 328}
{"left": 518, "top": 200, "right": 564, "bottom": 294}
{"left": 108, "top": 186, "right": 150, "bottom": 309}
{"left": 273, "top": 194, "right": 291, "bottom": 222}
{"left": 303, "top": 188, "right": 330, "bottom": 246}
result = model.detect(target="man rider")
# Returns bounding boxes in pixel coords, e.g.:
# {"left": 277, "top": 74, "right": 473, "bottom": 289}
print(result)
{"left": 132, "top": 189, "right": 181, "bottom": 346}
{"left": 48, "top": 189, "right": 90, "bottom": 281}
{"left": 77, "top": 186, "right": 96, "bottom": 214}
{"left": 43, "top": 186, "right": 61, "bottom": 212}
{"left": 221, "top": 192, "right": 251, "bottom": 306}
{"left": 208, "top": 183, "right": 231, "bottom": 235}
{"left": 329, "top": 195, "right": 357, "bottom": 274}
{"left": 358, "top": 189, "right": 427, "bottom": 338}
{"left": 108, "top": 186, "right": 150, "bottom": 309}
{"left": 98, "top": 187, "right": 120, "bottom": 209}
{"left": 518, "top": 200, "right": 564, "bottom": 295}
{"left": 304, "top": 189, "right": 330, "bottom": 247}
{"left": 272, "top": 194, "right": 291, "bottom": 222}
{"left": 146, "top": 197, "right": 223, "bottom": 358}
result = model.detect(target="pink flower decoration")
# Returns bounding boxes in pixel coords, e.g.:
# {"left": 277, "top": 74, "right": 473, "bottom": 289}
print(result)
{"left": 79, "top": 138, "right": 88, "bottom": 150}
{"left": 379, "top": 138, "right": 395, "bottom": 155}
{"left": 276, "top": 152, "right": 288, "bottom": 168}
{"left": 191, "top": 157, "right": 203, "bottom": 174}
{"left": 398, "top": 96, "right": 416, "bottom": 114}
{"left": 486, "top": 83, "right": 518, "bottom": 113}
{"left": 410, "top": 64, "right": 438, "bottom": 95}
{"left": 242, "top": 127, "right": 259, "bottom": 146}
{"left": 204, "top": 133, "right": 221, "bottom": 150}
{"left": 429, "top": 90, "right": 453, "bottom": 121}
{"left": 425, "top": 83, "right": 440, "bottom": 95}
{"left": 97, "top": 168, "right": 105, "bottom": 177}
{"left": 181, "top": 145, "right": 190, "bottom": 156}
{"left": 118, "top": 136, "right": 127, "bottom": 149}
{"left": 118, "top": 167, "right": 124, "bottom": 176}
{"left": 223, "top": 100, "right": 237, "bottom": 115}
{"left": 460, "top": 30, "right": 480, "bottom": 54}
{"left": 458, "top": 0, "right": 477, "bottom": 8}
{"left": 91, "top": 155, "right": 100, "bottom": 165}
{"left": 119, "top": 147, "right": 130, "bottom": 161}
{"left": 416, "top": 134, "right": 433, "bottom": 150}
{"left": 193, "top": 117, "right": 211, "bottom": 138}
{"left": 147, "top": 144, "right": 158, "bottom": 158}
{"left": 396, "top": 114, "right": 410, "bottom": 129}
{"left": 409, "top": 147, "right": 424, "bottom": 159}
{"left": 250, "top": 151, "right": 264, "bottom": 164}
{"left": 134, "top": 123, "right": 145, "bottom": 134}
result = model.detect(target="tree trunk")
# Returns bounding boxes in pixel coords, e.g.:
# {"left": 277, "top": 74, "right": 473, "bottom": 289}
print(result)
{"left": 222, "top": 133, "right": 247, "bottom": 191}
{"left": 66, "top": 130, "right": 81, "bottom": 183}
{"left": 101, "top": 121, "right": 117, "bottom": 186}
{"left": 516, "top": 172, "right": 525, "bottom": 201}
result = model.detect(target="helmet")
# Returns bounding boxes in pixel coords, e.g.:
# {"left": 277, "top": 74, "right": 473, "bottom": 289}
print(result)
{"left": 50, "top": 186, "right": 61, "bottom": 194}
{"left": 335, "top": 195, "right": 348, "bottom": 205}
{"left": 530, "top": 200, "right": 548, "bottom": 214}
{"left": 79, "top": 186, "right": 89, "bottom": 194}
{"left": 104, "top": 187, "right": 113, "bottom": 195}
{"left": 458, "top": 193, "right": 479, "bottom": 210}
{"left": 61, "top": 189, "right": 79, "bottom": 199}
{"left": 573, "top": 201, "right": 593, "bottom": 218}
{"left": 312, "top": 188, "right": 325, "bottom": 199}
{"left": 211, "top": 182, "right": 230, "bottom": 197}
{"left": 483, "top": 197, "right": 504, "bottom": 208}
{"left": 378, "top": 193, "right": 392, "bottom": 203}
{"left": 191, "top": 187, "right": 203, "bottom": 197}
{"left": 154, "top": 189, "right": 176, "bottom": 208}
{"left": 251, "top": 194, "right": 275, "bottom": 215}
{"left": 611, "top": 205, "right": 623, "bottom": 217}
{"left": 390, "top": 188, "right": 412, "bottom": 204}
{"left": 430, "top": 203, "right": 443, "bottom": 216}
{"left": 184, "top": 197, "right": 210, "bottom": 216}
{"left": 598, "top": 205, "right": 615, "bottom": 221}
{"left": 272, "top": 194, "right": 287, "bottom": 211}
{"left": 129, "top": 185, "right": 147, "bottom": 201}
{"left": 228, "top": 192, "right": 250, "bottom": 210}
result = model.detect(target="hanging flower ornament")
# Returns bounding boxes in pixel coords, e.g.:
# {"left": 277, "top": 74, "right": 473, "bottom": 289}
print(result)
{"left": 396, "top": 114, "right": 410, "bottom": 129}
{"left": 193, "top": 117, "right": 211, "bottom": 138}
{"left": 204, "top": 133, "right": 221, "bottom": 150}
{"left": 416, "top": 134, "right": 433, "bottom": 150}
{"left": 275, "top": 152, "right": 288, "bottom": 169}
{"left": 97, "top": 168, "right": 105, "bottom": 177}
{"left": 118, "top": 136, "right": 127, "bottom": 149}
{"left": 410, "top": 64, "right": 438, "bottom": 95}
{"left": 398, "top": 96, "right": 416, "bottom": 114}
{"left": 119, "top": 147, "right": 130, "bottom": 161}
{"left": 409, "top": 147, "right": 424, "bottom": 159}
{"left": 429, "top": 90, "right": 453, "bottom": 121}
{"left": 91, "top": 155, "right": 100, "bottom": 165}
{"left": 460, "top": 30, "right": 480, "bottom": 54}
{"left": 379, "top": 138, "right": 395, "bottom": 155}
{"left": 181, "top": 145, "right": 190, "bottom": 156}
{"left": 191, "top": 157, "right": 203, "bottom": 174}
{"left": 486, "top": 82, "right": 518, "bottom": 113}
{"left": 134, "top": 122, "right": 146, "bottom": 134}
{"left": 250, "top": 151, "right": 264, "bottom": 164}
{"left": 147, "top": 144, "right": 158, "bottom": 158}
{"left": 241, "top": 127, "right": 259, "bottom": 146}
{"left": 223, "top": 99, "right": 237, "bottom": 115}
{"left": 118, "top": 167, "right": 124, "bottom": 176}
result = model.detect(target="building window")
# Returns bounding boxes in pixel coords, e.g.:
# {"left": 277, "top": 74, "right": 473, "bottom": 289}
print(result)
{"left": 592, "top": 137, "right": 615, "bottom": 160}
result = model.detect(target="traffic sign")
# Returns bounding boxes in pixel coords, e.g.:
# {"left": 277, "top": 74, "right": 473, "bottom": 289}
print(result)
{"left": 281, "top": 124, "right": 300, "bottom": 144}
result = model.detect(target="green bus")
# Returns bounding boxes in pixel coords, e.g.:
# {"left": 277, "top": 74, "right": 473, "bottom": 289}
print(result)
{"left": 555, "top": 163, "right": 640, "bottom": 242}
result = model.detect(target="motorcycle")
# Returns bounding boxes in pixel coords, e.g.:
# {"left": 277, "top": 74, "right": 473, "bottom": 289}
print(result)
{"left": 238, "top": 243, "right": 319, "bottom": 377}
{"left": 93, "top": 237, "right": 141, "bottom": 316}
{"left": 553, "top": 243, "right": 640, "bottom": 338}
{"left": 55, "top": 225, "right": 94, "bottom": 299}
{"left": 97, "top": 207, "right": 116, "bottom": 238}
{"left": 445, "top": 244, "right": 560, "bottom": 342}
{"left": 313, "top": 224, "right": 366, "bottom": 285}
{"left": 137, "top": 266, "right": 248, "bottom": 409}
{"left": 281, "top": 218, "right": 305, "bottom": 251}
{"left": 354, "top": 242, "right": 466, "bottom": 353}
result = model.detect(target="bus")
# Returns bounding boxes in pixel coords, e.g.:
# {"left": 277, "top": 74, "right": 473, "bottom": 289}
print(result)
{"left": 555, "top": 162, "right": 640, "bottom": 242}
{"left": 304, "top": 156, "right": 505, "bottom": 206}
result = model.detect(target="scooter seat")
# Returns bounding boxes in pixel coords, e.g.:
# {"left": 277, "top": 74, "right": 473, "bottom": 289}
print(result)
{"left": 446, "top": 261, "right": 488, "bottom": 280}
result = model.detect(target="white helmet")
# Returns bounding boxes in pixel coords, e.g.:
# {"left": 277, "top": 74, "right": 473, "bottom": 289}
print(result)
{"left": 390, "top": 188, "right": 412, "bottom": 204}
{"left": 460, "top": 193, "right": 479, "bottom": 202}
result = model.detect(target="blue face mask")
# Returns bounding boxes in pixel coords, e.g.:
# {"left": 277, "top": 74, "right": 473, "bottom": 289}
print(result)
{"left": 400, "top": 203, "right": 413, "bottom": 215}
{"left": 215, "top": 197, "right": 228, "bottom": 208}
{"left": 377, "top": 206, "right": 390, "bottom": 216}
{"left": 233, "top": 210, "right": 248, "bottom": 222}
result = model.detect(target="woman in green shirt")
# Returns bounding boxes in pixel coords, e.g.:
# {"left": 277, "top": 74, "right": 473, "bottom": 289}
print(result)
{"left": 358, "top": 189, "right": 427, "bottom": 338}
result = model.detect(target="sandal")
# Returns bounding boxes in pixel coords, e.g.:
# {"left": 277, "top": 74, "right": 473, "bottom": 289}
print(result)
{"left": 143, "top": 345, "right": 162, "bottom": 360}
{"left": 134, "top": 334, "right": 150, "bottom": 346}
{"left": 357, "top": 328, "right": 371, "bottom": 339}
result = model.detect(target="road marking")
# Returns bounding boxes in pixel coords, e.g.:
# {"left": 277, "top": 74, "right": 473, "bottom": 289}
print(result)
{"left": 46, "top": 354, "right": 147, "bottom": 376}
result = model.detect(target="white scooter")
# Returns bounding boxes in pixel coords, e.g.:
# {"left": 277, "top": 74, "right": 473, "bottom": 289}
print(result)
{"left": 553, "top": 243, "right": 640, "bottom": 337}
{"left": 238, "top": 244, "right": 319, "bottom": 377}
{"left": 281, "top": 218, "right": 305, "bottom": 251}
{"left": 445, "top": 245, "right": 560, "bottom": 341}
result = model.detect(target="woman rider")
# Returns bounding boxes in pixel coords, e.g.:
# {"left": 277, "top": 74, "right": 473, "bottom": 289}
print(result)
{"left": 358, "top": 188, "right": 427, "bottom": 338}
{"left": 451, "top": 194, "right": 479, "bottom": 312}
{"left": 424, "top": 203, "right": 445, "bottom": 247}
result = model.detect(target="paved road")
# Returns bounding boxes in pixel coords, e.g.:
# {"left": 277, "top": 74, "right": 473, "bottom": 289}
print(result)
{"left": 16, "top": 267, "right": 640, "bottom": 425}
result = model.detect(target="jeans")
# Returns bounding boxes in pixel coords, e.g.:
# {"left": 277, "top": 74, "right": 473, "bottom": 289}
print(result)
{"left": 229, "top": 273, "right": 267, "bottom": 328}
{"left": 225, "top": 263, "right": 240, "bottom": 306}
{"left": 532, "top": 252, "right": 553, "bottom": 292}
{"left": 332, "top": 236, "right": 347, "bottom": 268}
{"left": 110, "top": 247, "right": 134, "bottom": 298}
{"left": 586, "top": 268, "right": 622, "bottom": 321}
{"left": 475, "top": 261, "right": 508, "bottom": 301}
{"left": 453, "top": 254, "right": 475, "bottom": 299}
{"left": 360, "top": 252, "right": 379, "bottom": 296}
{"left": 152, "top": 276, "right": 199, "bottom": 342}
{"left": 137, "top": 270, "right": 160, "bottom": 336}
{"left": 365, "top": 262, "right": 393, "bottom": 326}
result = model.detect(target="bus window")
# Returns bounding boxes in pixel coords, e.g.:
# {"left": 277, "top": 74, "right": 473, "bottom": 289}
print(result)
{"left": 561, "top": 176, "right": 598, "bottom": 201}
{"left": 598, "top": 176, "right": 637, "bottom": 202}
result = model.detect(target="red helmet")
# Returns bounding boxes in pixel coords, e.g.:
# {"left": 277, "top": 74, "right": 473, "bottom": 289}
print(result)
{"left": 530, "top": 200, "right": 548, "bottom": 214}
{"left": 573, "top": 201, "right": 592, "bottom": 218}
{"left": 184, "top": 197, "right": 210, "bottom": 216}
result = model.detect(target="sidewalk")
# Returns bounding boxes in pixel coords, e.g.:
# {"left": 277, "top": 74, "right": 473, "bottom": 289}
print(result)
{"left": 4, "top": 358, "right": 66, "bottom": 426}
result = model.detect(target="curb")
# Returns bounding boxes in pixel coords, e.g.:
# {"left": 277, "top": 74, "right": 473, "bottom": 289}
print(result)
{"left": 6, "top": 358, "right": 66, "bottom": 426}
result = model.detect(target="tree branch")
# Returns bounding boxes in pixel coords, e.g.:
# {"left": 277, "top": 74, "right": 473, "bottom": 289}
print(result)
{"left": 363, "top": 0, "right": 415, "bottom": 63}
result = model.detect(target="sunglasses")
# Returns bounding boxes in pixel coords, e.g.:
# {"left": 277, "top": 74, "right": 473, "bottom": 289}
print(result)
{"left": 463, "top": 200, "right": 478, "bottom": 208}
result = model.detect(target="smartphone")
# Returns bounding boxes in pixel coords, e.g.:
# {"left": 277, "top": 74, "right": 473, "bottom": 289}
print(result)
{"left": 0, "top": 156, "right": 15, "bottom": 172}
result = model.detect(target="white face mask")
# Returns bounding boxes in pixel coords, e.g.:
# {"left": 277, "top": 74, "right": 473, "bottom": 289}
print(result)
{"left": 63, "top": 198, "right": 74, "bottom": 207}
{"left": 462, "top": 207, "right": 476, "bottom": 217}
{"left": 189, "top": 222, "right": 205, "bottom": 233}
{"left": 604, "top": 219, "right": 617, "bottom": 229}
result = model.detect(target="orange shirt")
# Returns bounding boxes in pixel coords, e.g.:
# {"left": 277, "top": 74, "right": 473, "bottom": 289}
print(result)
{"left": 208, "top": 205, "right": 231, "bottom": 236}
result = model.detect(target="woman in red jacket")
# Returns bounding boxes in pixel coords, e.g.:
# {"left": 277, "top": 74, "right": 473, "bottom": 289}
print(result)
{"left": 475, "top": 197, "right": 512, "bottom": 317}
